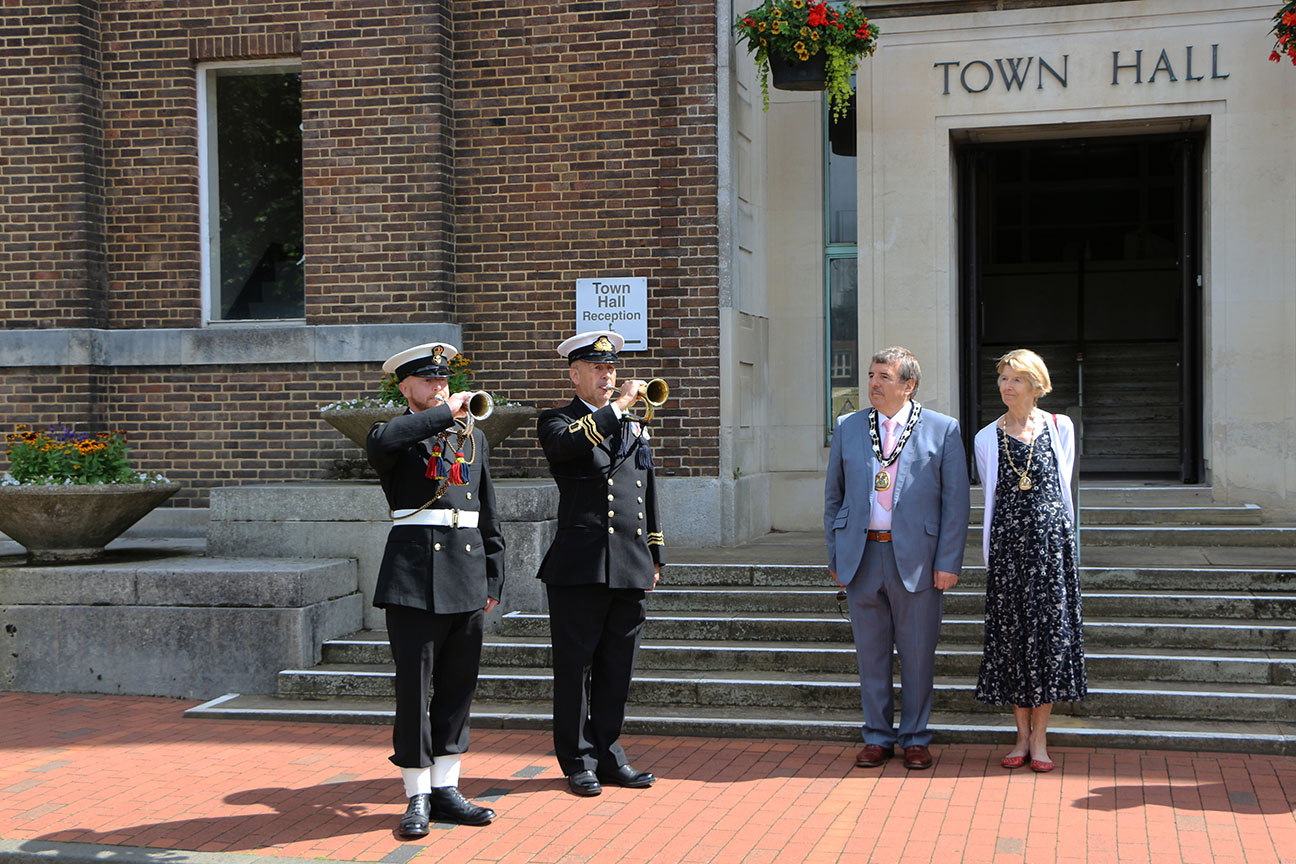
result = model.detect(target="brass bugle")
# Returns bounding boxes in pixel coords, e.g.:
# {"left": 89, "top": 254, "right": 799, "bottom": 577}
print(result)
{"left": 466, "top": 391, "right": 494, "bottom": 421}
{"left": 604, "top": 379, "right": 669, "bottom": 421}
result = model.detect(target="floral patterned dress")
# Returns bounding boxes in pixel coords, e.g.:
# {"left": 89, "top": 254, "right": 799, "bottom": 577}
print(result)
{"left": 975, "top": 425, "right": 1087, "bottom": 707}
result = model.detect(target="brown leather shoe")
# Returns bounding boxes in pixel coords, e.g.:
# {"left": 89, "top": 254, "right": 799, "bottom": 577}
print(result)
{"left": 903, "top": 745, "right": 933, "bottom": 770}
{"left": 855, "top": 744, "right": 893, "bottom": 768}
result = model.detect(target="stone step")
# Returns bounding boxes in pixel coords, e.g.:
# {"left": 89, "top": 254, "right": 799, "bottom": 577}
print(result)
{"left": 185, "top": 694, "right": 1295, "bottom": 756}
{"left": 970, "top": 485, "right": 1216, "bottom": 506}
{"left": 1080, "top": 456, "right": 1181, "bottom": 473}
{"left": 498, "top": 611, "right": 1296, "bottom": 650}
{"left": 274, "top": 664, "right": 1296, "bottom": 723}
{"left": 969, "top": 504, "right": 1263, "bottom": 526}
{"left": 321, "top": 634, "right": 1296, "bottom": 686}
{"left": 1025, "top": 525, "right": 1296, "bottom": 547}
{"left": 632, "top": 586, "right": 1296, "bottom": 619}
{"left": 663, "top": 563, "right": 1296, "bottom": 591}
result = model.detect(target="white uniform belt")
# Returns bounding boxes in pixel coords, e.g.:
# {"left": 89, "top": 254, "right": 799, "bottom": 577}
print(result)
{"left": 391, "top": 508, "right": 479, "bottom": 528}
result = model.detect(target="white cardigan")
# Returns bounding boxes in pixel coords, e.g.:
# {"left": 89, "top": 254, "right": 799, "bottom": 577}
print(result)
{"left": 973, "top": 412, "right": 1078, "bottom": 567}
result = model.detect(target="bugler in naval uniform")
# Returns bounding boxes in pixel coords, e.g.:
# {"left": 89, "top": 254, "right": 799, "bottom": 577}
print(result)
{"left": 536, "top": 329, "right": 665, "bottom": 797}
{"left": 367, "top": 341, "right": 505, "bottom": 835}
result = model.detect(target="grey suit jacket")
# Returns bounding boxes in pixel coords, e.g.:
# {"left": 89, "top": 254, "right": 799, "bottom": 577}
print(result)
{"left": 824, "top": 404, "right": 971, "bottom": 592}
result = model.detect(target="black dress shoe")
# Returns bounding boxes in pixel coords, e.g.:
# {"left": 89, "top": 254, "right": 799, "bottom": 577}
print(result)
{"left": 398, "top": 793, "right": 431, "bottom": 837}
{"left": 567, "top": 769, "right": 602, "bottom": 796}
{"left": 427, "top": 786, "right": 495, "bottom": 826}
{"left": 596, "top": 763, "right": 655, "bottom": 788}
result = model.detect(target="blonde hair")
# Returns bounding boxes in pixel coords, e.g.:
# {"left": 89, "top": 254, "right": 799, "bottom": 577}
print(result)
{"left": 996, "top": 349, "right": 1052, "bottom": 398}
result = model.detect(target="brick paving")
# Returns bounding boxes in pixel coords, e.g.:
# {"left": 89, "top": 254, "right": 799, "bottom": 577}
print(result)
{"left": 1, "top": 692, "right": 1293, "bottom": 864}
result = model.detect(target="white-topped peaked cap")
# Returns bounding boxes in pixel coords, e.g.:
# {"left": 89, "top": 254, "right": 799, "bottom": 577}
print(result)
{"left": 382, "top": 342, "right": 459, "bottom": 380}
{"left": 557, "top": 330, "right": 624, "bottom": 364}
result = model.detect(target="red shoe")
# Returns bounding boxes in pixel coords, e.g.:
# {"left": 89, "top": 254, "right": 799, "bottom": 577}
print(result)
{"left": 1030, "top": 757, "right": 1055, "bottom": 773}
{"left": 1001, "top": 753, "right": 1028, "bottom": 769}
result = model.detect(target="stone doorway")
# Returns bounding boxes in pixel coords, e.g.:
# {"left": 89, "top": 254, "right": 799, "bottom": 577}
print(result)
{"left": 957, "top": 131, "right": 1204, "bottom": 481}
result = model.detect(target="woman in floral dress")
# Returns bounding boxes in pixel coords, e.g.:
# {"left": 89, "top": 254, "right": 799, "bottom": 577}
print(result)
{"left": 972, "top": 349, "right": 1085, "bottom": 773}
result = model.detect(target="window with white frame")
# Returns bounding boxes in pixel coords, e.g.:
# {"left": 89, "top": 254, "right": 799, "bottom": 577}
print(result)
{"left": 198, "top": 61, "right": 304, "bottom": 322}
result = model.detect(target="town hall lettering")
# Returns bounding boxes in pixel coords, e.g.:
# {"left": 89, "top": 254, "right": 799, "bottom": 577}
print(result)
{"left": 935, "top": 45, "right": 1229, "bottom": 95}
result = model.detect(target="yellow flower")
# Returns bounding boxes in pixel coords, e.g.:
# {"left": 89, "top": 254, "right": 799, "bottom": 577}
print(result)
{"left": 792, "top": 0, "right": 804, "bottom": 7}
{"left": 772, "top": 8, "right": 782, "bottom": 17}
{"left": 794, "top": 40, "right": 806, "bottom": 52}
{"left": 760, "top": 37, "right": 767, "bottom": 46}
{"left": 771, "top": 21, "right": 781, "bottom": 33}
{"left": 758, "top": 20, "right": 766, "bottom": 31}
{"left": 800, "top": 27, "right": 809, "bottom": 36}
{"left": 810, "top": 31, "right": 819, "bottom": 40}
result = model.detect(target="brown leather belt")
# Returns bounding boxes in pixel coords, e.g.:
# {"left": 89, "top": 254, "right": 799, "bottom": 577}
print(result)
{"left": 866, "top": 530, "right": 892, "bottom": 542}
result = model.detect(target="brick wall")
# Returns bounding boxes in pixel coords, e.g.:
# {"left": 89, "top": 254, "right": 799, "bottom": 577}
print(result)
{"left": 0, "top": 3, "right": 106, "bottom": 329}
{"left": 454, "top": 1, "right": 721, "bottom": 479}
{"left": 0, "top": 1, "right": 721, "bottom": 498}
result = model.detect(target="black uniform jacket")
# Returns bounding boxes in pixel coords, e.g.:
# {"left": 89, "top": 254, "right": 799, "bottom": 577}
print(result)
{"left": 367, "top": 405, "right": 505, "bottom": 613}
{"left": 536, "top": 398, "right": 664, "bottom": 589}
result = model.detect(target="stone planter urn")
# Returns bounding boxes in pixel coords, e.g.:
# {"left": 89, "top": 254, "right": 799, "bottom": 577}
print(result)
{"left": 322, "top": 404, "right": 536, "bottom": 451}
{"left": 0, "top": 481, "right": 181, "bottom": 563}
{"left": 321, "top": 406, "right": 405, "bottom": 450}
{"left": 475, "top": 404, "right": 536, "bottom": 451}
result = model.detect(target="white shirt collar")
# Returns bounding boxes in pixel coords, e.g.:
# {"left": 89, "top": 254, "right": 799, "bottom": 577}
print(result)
{"left": 580, "top": 397, "right": 622, "bottom": 419}
{"left": 878, "top": 399, "right": 913, "bottom": 429}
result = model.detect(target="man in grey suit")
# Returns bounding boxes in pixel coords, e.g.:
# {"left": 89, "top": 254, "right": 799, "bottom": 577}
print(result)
{"left": 825, "top": 346, "right": 970, "bottom": 770}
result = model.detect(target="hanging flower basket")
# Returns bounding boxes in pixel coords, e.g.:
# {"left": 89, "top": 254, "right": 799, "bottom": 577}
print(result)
{"left": 1269, "top": 1, "right": 1296, "bottom": 64}
{"left": 734, "top": 0, "right": 879, "bottom": 122}
{"left": 769, "top": 53, "right": 828, "bottom": 91}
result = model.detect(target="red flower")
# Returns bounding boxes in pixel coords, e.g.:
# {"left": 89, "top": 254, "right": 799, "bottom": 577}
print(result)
{"left": 1283, "top": 10, "right": 1296, "bottom": 26}
{"left": 807, "top": 2, "right": 828, "bottom": 27}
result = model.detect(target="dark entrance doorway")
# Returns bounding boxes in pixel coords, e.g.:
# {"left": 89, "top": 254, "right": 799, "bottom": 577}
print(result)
{"left": 957, "top": 132, "right": 1203, "bottom": 481}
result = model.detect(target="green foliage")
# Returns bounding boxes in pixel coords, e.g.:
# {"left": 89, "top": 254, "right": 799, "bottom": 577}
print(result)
{"left": 3, "top": 426, "right": 157, "bottom": 485}
{"left": 447, "top": 354, "right": 474, "bottom": 394}
{"left": 377, "top": 374, "right": 408, "bottom": 406}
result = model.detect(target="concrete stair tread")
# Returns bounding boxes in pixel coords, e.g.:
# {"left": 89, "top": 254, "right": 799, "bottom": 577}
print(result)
{"left": 504, "top": 610, "right": 1296, "bottom": 629}
{"left": 941, "top": 613, "right": 1296, "bottom": 628}
{"left": 328, "top": 631, "right": 1296, "bottom": 663}
{"left": 280, "top": 665, "right": 1296, "bottom": 699}
{"left": 671, "top": 544, "right": 1296, "bottom": 569}
{"left": 652, "top": 585, "right": 1296, "bottom": 601}
{"left": 185, "top": 694, "right": 1296, "bottom": 755}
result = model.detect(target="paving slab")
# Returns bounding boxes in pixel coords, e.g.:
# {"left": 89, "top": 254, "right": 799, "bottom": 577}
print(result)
{"left": 2, "top": 692, "right": 1293, "bottom": 864}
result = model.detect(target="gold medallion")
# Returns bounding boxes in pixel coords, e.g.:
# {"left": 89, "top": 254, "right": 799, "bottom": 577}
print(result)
{"left": 874, "top": 470, "right": 891, "bottom": 492}
{"left": 1018, "top": 475, "right": 1034, "bottom": 491}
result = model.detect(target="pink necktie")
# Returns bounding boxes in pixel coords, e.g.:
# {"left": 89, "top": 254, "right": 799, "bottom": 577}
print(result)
{"left": 878, "top": 418, "right": 898, "bottom": 511}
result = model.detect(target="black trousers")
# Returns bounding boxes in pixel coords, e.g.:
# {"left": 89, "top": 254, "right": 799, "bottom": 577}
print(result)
{"left": 545, "top": 583, "right": 647, "bottom": 775}
{"left": 385, "top": 605, "right": 485, "bottom": 769}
